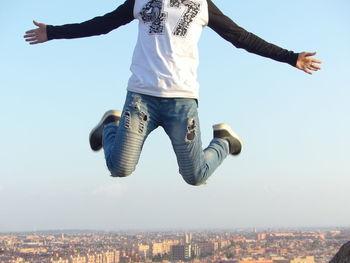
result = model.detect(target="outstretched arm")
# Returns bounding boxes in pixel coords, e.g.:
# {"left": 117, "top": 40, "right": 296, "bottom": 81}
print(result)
{"left": 207, "top": 0, "right": 322, "bottom": 74}
{"left": 24, "top": 0, "right": 135, "bottom": 44}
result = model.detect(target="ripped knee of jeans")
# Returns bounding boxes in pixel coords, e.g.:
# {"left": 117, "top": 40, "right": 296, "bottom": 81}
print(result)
{"left": 131, "top": 94, "right": 142, "bottom": 112}
{"left": 137, "top": 111, "right": 147, "bottom": 134}
{"left": 124, "top": 109, "right": 131, "bottom": 129}
{"left": 123, "top": 107, "right": 148, "bottom": 135}
{"left": 185, "top": 118, "right": 196, "bottom": 142}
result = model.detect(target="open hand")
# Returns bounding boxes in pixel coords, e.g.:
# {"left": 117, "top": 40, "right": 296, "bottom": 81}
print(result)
{"left": 296, "top": 52, "right": 322, "bottom": 75}
{"left": 24, "top": 20, "right": 48, "bottom": 45}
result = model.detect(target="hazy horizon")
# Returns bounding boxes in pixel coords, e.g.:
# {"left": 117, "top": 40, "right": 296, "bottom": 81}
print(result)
{"left": 1, "top": 226, "right": 350, "bottom": 235}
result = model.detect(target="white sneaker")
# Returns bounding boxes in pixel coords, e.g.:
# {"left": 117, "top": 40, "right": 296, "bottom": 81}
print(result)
{"left": 213, "top": 123, "right": 242, "bottom": 155}
{"left": 89, "top": 110, "right": 121, "bottom": 151}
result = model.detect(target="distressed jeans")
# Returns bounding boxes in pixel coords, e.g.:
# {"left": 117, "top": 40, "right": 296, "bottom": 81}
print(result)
{"left": 103, "top": 91, "right": 229, "bottom": 185}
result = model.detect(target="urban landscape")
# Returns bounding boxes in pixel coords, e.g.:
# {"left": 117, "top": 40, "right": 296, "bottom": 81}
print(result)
{"left": 0, "top": 228, "right": 349, "bottom": 263}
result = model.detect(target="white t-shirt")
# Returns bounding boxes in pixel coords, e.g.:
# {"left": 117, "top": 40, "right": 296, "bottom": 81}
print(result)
{"left": 128, "top": 0, "right": 209, "bottom": 99}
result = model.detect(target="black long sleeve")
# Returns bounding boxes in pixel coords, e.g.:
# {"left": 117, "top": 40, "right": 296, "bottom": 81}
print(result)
{"left": 207, "top": 0, "right": 299, "bottom": 67}
{"left": 47, "top": 0, "right": 135, "bottom": 40}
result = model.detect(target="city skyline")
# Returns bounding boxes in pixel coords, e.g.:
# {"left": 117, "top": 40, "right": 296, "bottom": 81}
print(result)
{"left": 1, "top": 0, "right": 350, "bottom": 232}
{"left": 1, "top": 228, "right": 349, "bottom": 263}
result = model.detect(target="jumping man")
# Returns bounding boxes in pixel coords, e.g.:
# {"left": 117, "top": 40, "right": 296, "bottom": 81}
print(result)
{"left": 24, "top": 0, "right": 322, "bottom": 185}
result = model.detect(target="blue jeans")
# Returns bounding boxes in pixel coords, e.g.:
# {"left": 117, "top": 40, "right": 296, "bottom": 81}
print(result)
{"left": 103, "top": 91, "right": 229, "bottom": 186}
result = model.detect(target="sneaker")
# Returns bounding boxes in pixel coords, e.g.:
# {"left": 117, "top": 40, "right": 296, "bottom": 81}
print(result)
{"left": 213, "top": 123, "right": 242, "bottom": 155}
{"left": 89, "top": 110, "right": 121, "bottom": 151}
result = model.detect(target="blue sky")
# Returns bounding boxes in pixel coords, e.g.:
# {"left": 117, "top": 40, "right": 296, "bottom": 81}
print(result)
{"left": 0, "top": 0, "right": 350, "bottom": 232}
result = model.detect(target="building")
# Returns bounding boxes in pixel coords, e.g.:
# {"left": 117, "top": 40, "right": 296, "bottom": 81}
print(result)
{"left": 70, "top": 255, "right": 86, "bottom": 263}
{"left": 104, "top": 251, "right": 118, "bottom": 263}
{"left": 185, "top": 233, "right": 192, "bottom": 244}
{"left": 239, "top": 258, "right": 273, "bottom": 263}
{"left": 196, "top": 242, "right": 217, "bottom": 256}
{"left": 138, "top": 244, "right": 150, "bottom": 258}
{"left": 290, "top": 256, "right": 315, "bottom": 263}
{"left": 151, "top": 242, "right": 165, "bottom": 256}
{"left": 191, "top": 243, "right": 200, "bottom": 258}
{"left": 51, "top": 258, "right": 69, "bottom": 263}
{"left": 151, "top": 240, "right": 178, "bottom": 257}
{"left": 171, "top": 244, "right": 191, "bottom": 261}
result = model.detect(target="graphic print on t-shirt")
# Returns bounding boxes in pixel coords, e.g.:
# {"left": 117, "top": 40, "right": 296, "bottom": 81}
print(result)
{"left": 140, "top": 0, "right": 167, "bottom": 34}
{"left": 140, "top": 0, "right": 201, "bottom": 37}
{"left": 170, "top": 0, "right": 201, "bottom": 37}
